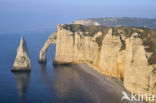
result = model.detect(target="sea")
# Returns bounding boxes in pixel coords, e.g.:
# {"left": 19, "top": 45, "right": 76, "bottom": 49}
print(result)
{"left": 0, "top": 30, "right": 96, "bottom": 103}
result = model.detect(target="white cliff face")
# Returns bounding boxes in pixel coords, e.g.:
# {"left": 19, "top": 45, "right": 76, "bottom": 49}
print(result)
{"left": 99, "top": 29, "right": 125, "bottom": 79}
{"left": 40, "top": 24, "right": 156, "bottom": 101}
{"left": 54, "top": 25, "right": 100, "bottom": 64}
{"left": 124, "top": 33, "right": 154, "bottom": 94}
{"left": 72, "top": 20, "right": 100, "bottom": 26}
{"left": 73, "top": 32, "right": 99, "bottom": 63}
{"left": 54, "top": 27, "right": 74, "bottom": 63}
{"left": 12, "top": 37, "right": 31, "bottom": 71}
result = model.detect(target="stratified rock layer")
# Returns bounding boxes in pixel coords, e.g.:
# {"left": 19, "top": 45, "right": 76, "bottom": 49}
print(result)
{"left": 40, "top": 24, "right": 156, "bottom": 101}
{"left": 12, "top": 37, "right": 31, "bottom": 72}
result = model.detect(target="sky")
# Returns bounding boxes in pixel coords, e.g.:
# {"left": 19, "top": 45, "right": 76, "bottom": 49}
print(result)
{"left": 0, "top": 0, "right": 156, "bottom": 34}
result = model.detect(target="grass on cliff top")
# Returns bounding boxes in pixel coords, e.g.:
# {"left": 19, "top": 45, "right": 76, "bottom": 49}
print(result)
{"left": 62, "top": 24, "right": 153, "bottom": 37}
{"left": 62, "top": 24, "right": 110, "bottom": 36}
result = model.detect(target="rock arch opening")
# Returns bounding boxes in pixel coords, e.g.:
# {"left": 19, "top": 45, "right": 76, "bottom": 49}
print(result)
{"left": 38, "top": 32, "right": 57, "bottom": 63}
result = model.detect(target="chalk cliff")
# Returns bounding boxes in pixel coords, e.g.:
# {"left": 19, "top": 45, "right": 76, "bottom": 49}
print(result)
{"left": 73, "top": 20, "right": 100, "bottom": 26}
{"left": 39, "top": 24, "right": 156, "bottom": 101}
{"left": 12, "top": 37, "right": 31, "bottom": 72}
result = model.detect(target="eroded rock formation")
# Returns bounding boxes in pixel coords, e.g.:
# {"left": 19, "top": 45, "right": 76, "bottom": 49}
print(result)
{"left": 38, "top": 32, "right": 57, "bottom": 63}
{"left": 12, "top": 37, "right": 31, "bottom": 72}
{"left": 40, "top": 24, "right": 156, "bottom": 101}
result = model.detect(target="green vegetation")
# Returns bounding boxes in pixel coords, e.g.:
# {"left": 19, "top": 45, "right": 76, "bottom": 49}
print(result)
{"left": 147, "top": 30, "right": 156, "bottom": 65}
{"left": 62, "top": 24, "right": 110, "bottom": 37}
{"left": 86, "top": 17, "right": 156, "bottom": 29}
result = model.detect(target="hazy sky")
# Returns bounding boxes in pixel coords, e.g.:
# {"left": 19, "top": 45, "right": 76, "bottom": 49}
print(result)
{"left": 0, "top": 0, "right": 156, "bottom": 34}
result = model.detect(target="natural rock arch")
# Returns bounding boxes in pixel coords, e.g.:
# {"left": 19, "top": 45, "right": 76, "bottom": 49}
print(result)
{"left": 38, "top": 32, "right": 57, "bottom": 63}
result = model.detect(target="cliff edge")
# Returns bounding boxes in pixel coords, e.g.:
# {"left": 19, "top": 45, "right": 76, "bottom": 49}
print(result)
{"left": 40, "top": 24, "right": 156, "bottom": 101}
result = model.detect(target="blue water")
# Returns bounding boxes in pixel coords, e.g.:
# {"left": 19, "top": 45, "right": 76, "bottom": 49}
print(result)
{"left": 0, "top": 31, "right": 95, "bottom": 103}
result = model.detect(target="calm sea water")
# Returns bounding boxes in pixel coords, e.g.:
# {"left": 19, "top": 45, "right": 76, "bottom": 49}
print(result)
{"left": 0, "top": 31, "right": 95, "bottom": 103}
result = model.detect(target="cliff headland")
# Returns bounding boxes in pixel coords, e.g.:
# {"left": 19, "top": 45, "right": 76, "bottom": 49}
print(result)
{"left": 39, "top": 22, "right": 156, "bottom": 102}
